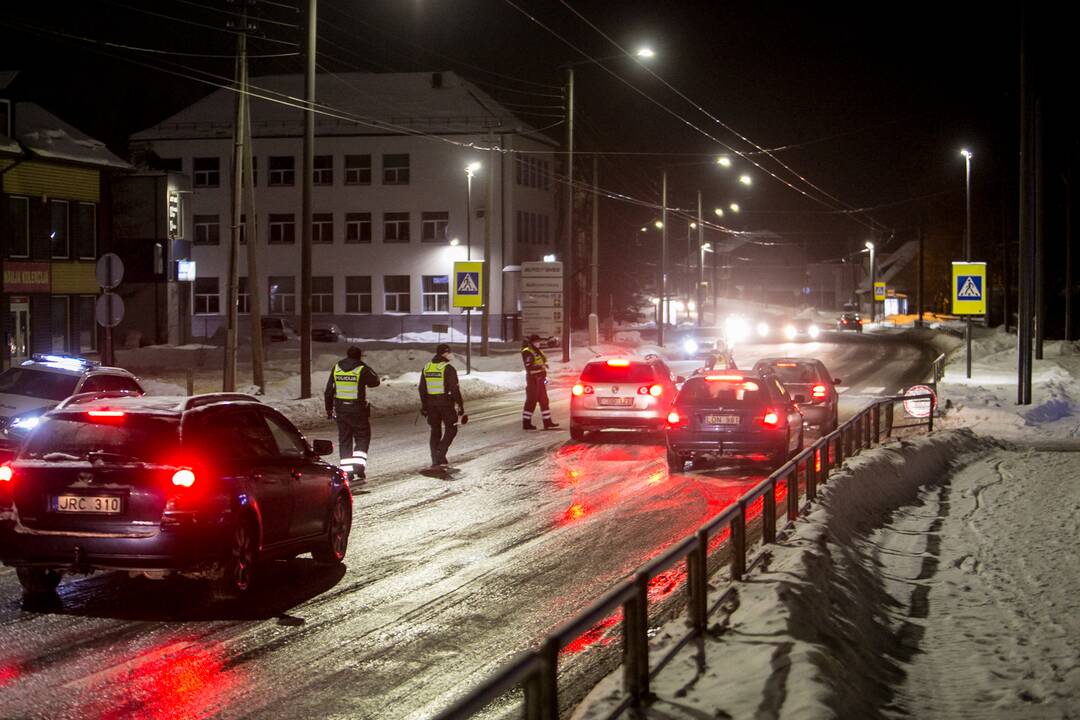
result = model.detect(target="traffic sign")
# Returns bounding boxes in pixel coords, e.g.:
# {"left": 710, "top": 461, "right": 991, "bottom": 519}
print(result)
{"left": 95, "top": 253, "right": 124, "bottom": 289}
{"left": 873, "top": 281, "right": 886, "bottom": 301}
{"left": 452, "top": 261, "right": 483, "bottom": 308}
{"left": 903, "top": 385, "right": 936, "bottom": 418}
{"left": 95, "top": 292, "right": 125, "bottom": 328}
{"left": 952, "top": 262, "right": 987, "bottom": 315}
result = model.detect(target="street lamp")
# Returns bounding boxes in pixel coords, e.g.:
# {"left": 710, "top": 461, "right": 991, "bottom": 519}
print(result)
{"left": 463, "top": 161, "right": 481, "bottom": 374}
{"left": 738, "top": 174, "right": 752, "bottom": 186}
{"left": 635, "top": 46, "right": 656, "bottom": 59}
{"left": 866, "top": 240, "right": 876, "bottom": 323}
{"left": 714, "top": 207, "right": 724, "bottom": 218}
{"left": 960, "top": 148, "right": 973, "bottom": 378}
{"left": 729, "top": 203, "right": 740, "bottom": 213}
{"left": 716, "top": 155, "right": 732, "bottom": 168}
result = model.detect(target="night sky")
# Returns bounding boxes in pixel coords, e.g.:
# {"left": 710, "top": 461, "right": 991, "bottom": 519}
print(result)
{"left": 2, "top": 1, "right": 1073, "bottom": 327}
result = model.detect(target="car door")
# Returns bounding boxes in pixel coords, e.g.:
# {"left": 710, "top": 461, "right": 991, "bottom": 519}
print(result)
{"left": 258, "top": 407, "right": 333, "bottom": 539}
{"left": 769, "top": 378, "right": 802, "bottom": 453}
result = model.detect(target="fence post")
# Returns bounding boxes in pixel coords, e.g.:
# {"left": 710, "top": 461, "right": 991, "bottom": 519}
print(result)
{"left": 836, "top": 428, "right": 845, "bottom": 467}
{"left": 688, "top": 531, "right": 708, "bottom": 635}
{"left": 763, "top": 481, "right": 776, "bottom": 544}
{"left": 872, "top": 404, "right": 881, "bottom": 444}
{"left": 623, "top": 575, "right": 651, "bottom": 706}
{"left": 731, "top": 503, "right": 746, "bottom": 581}
{"left": 807, "top": 449, "right": 817, "bottom": 501}
{"left": 529, "top": 637, "right": 559, "bottom": 720}
{"left": 787, "top": 467, "right": 799, "bottom": 521}
{"left": 929, "top": 395, "right": 935, "bottom": 432}
{"left": 885, "top": 401, "right": 894, "bottom": 438}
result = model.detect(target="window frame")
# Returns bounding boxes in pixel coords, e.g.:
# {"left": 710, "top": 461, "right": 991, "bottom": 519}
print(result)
{"left": 49, "top": 199, "right": 70, "bottom": 259}
{"left": 344, "top": 154, "right": 372, "bottom": 185}
{"left": 193, "top": 214, "right": 221, "bottom": 246}
{"left": 268, "top": 155, "right": 296, "bottom": 187}
{"left": 345, "top": 276, "right": 372, "bottom": 314}
{"left": 383, "top": 212, "right": 410, "bottom": 243}
{"left": 193, "top": 157, "right": 220, "bottom": 188}
{"left": 421, "top": 275, "right": 450, "bottom": 314}
{"left": 420, "top": 211, "right": 449, "bottom": 243}
{"left": 74, "top": 202, "right": 97, "bottom": 259}
{"left": 313, "top": 154, "right": 333, "bottom": 186}
{"left": 7, "top": 195, "right": 29, "bottom": 258}
{"left": 312, "top": 213, "right": 334, "bottom": 244}
{"left": 382, "top": 153, "right": 410, "bottom": 185}
{"left": 268, "top": 213, "right": 296, "bottom": 245}
{"left": 344, "top": 212, "right": 372, "bottom": 244}
{"left": 193, "top": 277, "right": 221, "bottom": 315}
{"left": 312, "top": 276, "right": 334, "bottom": 314}
{"left": 268, "top": 275, "right": 296, "bottom": 314}
{"left": 383, "top": 275, "right": 411, "bottom": 314}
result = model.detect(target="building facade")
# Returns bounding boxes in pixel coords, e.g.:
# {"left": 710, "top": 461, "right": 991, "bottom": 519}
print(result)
{"left": 129, "top": 71, "right": 559, "bottom": 341}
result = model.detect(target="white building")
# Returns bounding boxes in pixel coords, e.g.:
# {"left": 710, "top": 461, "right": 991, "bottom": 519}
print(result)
{"left": 129, "top": 71, "right": 558, "bottom": 340}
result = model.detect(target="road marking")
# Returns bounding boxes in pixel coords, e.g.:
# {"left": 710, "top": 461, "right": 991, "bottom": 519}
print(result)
{"left": 836, "top": 386, "right": 849, "bottom": 394}
{"left": 862, "top": 386, "right": 887, "bottom": 395}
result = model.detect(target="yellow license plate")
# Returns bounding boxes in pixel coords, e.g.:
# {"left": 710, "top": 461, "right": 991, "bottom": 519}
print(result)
{"left": 55, "top": 495, "right": 122, "bottom": 514}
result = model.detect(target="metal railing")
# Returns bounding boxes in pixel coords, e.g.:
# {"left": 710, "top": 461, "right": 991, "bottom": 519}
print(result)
{"left": 435, "top": 392, "right": 936, "bottom": 720}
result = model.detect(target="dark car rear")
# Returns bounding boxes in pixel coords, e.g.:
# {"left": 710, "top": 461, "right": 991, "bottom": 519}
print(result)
{"left": 837, "top": 312, "right": 863, "bottom": 333}
{"left": 753, "top": 358, "right": 840, "bottom": 432}
{"left": 665, "top": 372, "right": 803, "bottom": 471}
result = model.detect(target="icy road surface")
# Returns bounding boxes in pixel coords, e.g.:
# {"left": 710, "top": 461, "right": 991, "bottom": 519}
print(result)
{"left": 0, "top": 332, "right": 938, "bottom": 719}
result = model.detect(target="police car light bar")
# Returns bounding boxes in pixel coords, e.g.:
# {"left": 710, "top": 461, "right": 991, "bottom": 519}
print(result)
{"left": 30, "top": 353, "right": 98, "bottom": 370}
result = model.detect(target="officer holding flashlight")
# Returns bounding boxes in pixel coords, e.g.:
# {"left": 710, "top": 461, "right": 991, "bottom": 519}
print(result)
{"left": 419, "top": 343, "right": 465, "bottom": 468}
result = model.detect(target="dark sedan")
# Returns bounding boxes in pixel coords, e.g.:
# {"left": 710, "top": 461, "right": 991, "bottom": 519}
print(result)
{"left": 753, "top": 358, "right": 841, "bottom": 432}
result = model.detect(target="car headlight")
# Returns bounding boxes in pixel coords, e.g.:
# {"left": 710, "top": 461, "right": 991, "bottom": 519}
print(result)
{"left": 784, "top": 325, "right": 797, "bottom": 340}
{"left": 724, "top": 316, "right": 750, "bottom": 345}
{"left": 756, "top": 321, "right": 769, "bottom": 337}
{"left": 682, "top": 339, "right": 699, "bottom": 354}
{"left": 5, "top": 414, "right": 42, "bottom": 436}
{"left": 808, "top": 324, "right": 820, "bottom": 339}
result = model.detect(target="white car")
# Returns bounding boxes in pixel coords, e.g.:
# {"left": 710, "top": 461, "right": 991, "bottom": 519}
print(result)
{"left": 569, "top": 356, "right": 683, "bottom": 440}
{"left": 0, "top": 354, "right": 144, "bottom": 458}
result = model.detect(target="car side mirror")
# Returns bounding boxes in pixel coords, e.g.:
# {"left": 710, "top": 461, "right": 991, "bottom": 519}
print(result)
{"left": 311, "top": 439, "right": 334, "bottom": 456}
{"left": 794, "top": 394, "right": 807, "bottom": 404}
{"left": 833, "top": 378, "right": 841, "bottom": 385}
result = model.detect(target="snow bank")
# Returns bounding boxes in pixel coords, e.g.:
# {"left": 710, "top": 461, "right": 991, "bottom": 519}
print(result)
{"left": 574, "top": 429, "right": 991, "bottom": 720}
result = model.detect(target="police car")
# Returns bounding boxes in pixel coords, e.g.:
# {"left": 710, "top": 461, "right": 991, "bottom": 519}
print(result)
{"left": 0, "top": 354, "right": 145, "bottom": 459}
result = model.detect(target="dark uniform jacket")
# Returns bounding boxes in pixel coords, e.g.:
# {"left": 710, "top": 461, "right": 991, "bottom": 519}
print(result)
{"left": 419, "top": 356, "right": 464, "bottom": 411}
{"left": 324, "top": 357, "right": 381, "bottom": 415}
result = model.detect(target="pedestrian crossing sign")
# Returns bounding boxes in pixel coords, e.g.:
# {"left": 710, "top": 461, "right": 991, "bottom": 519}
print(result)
{"left": 952, "top": 261, "right": 987, "bottom": 315}
{"left": 452, "top": 261, "right": 484, "bottom": 308}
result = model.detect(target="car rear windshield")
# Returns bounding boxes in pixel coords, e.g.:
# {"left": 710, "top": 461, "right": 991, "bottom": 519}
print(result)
{"left": 20, "top": 414, "right": 180, "bottom": 464}
{"left": 677, "top": 377, "right": 765, "bottom": 405}
{"left": 0, "top": 368, "right": 80, "bottom": 401}
{"left": 580, "top": 362, "right": 656, "bottom": 383}
{"left": 763, "top": 363, "right": 821, "bottom": 385}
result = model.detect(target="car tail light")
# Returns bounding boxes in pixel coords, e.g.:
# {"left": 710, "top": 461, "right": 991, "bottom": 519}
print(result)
{"left": 572, "top": 383, "right": 594, "bottom": 396}
{"left": 606, "top": 359, "right": 630, "bottom": 367}
{"left": 705, "top": 374, "right": 743, "bottom": 382}
{"left": 812, "top": 384, "right": 828, "bottom": 399}
{"left": 666, "top": 411, "right": 686, "bottom": 427}
{"left": 761, "top": 409, "right": 780, "bottom": 427}
{"left": 171, "top": 469, "right": 196, "bottom": 488}
{"left": 0, "top": 465, "right": 12, "bottom": 483}
{"left": 87, "top": 410, "right": 125, "bottom": 419}
{"left": 637, "top": 384, "right": 663, "bottom": 397}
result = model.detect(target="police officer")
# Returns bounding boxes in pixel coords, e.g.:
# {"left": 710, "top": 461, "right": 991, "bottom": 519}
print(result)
{"left": 521, "top": 334, "right": 559, "bottom": 430}
{"left": 419, "top": 343, "right": 464, "bottom": 468}
{"left": 324, "top": 346, "right": 380, "bottom": 480}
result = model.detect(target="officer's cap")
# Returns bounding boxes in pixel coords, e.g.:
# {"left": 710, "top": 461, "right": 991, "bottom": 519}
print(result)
{"left": 347, "top": 346, "right": 363, "bottom": 360}
{"left": 435, "top": 343, "right": 451, "bottom": 356}
{"left": 528, "top": 334, "right": 542, "bottom": 343}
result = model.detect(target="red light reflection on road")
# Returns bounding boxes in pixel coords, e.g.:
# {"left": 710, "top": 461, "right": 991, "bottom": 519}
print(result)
{"left": 0, "top": 663, "right": 19, "bottom": 688}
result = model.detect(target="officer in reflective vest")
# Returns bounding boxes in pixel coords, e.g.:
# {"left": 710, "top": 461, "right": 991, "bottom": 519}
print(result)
{"left": 324, "top": 346, "right": 381, "bottom": 480}
{"left": 419, "top": 343, "right": 464, "bottom": 468}
{"left": 521, "top": 334, "right": 559, "bottom": 430}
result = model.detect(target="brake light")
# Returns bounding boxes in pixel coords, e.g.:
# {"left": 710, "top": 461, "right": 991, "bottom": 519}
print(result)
{"left": 637, "top": 384, "right": 663, "bottom": 397}
{"left": 0, "top": 465, "right": 12, "bottom": 483}
{"left": 761, "top": 409, "right": 780, "bottom": 427}
{"left": 606, "top": 359, "right": 630, "bottom": 367}
{"left": 572, "top": 383, "right": 594, "bottom": 396}
{"left": 812, "top": 384, "right": 828, "bottom": 399}
{"left": 705, "top": 374, "right": 743, "bottom": 382}
{"left": 666, "top": 411, "right": 681, "bottom": 425}
{"left": 87, "top": 410, "right": 125, "bottom": 418}
{"left": 171, "top": 469, "right": 196, "bottom": 488}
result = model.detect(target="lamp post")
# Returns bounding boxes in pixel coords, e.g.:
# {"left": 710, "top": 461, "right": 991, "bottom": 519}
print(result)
{"left": 866, "top": 240, "right": 876, "bottom": 322}
{"left": 961, "top": 148, "right": 973, "bottom": 378}
{"left": 464, "top": 161, "right": 480, "bottom": 374}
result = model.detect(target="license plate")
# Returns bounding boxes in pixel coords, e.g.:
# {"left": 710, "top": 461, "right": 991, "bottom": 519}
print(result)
{"left": 705, "top": 414, "right": 740, "bottom": 425}
{"left": 55, "top": 495, "right": 122, "bottom": 514}
{"left": 597, "top": 397, "right": 634, "bottom": 407}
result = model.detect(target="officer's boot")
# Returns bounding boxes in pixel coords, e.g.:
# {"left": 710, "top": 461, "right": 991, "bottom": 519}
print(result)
{"left": 522, "top": 412, "right": 536, "bottom": 430}
{"left": 542, "top": 411, "right": 559, "bottom": 429}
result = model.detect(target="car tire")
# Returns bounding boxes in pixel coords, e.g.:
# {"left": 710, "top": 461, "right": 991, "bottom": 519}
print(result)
{"left": 213, "top": 515, "right": 259, "bottom": 600}
{"left": 313, "top": 492, "right": 352, "bottom": 565}
{"left": 667, "top": 450, "right": 684, "bottom": 472}
{"left": 570, "top": 424, "right": 587, "bottom": 442}
{"left": 16, "top": 567, "right": 62, "bottom": 596}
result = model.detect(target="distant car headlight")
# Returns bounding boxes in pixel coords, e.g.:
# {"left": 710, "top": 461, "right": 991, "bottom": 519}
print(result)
{"left": 724, "top": 316, "right": 750, "bottom": 345}
{"left": 808, "top": 324, "right": 820, "bottom": 339}
{"left": 784, "top": 325, "right": 797, "bottom": 340}
{"left": 683, "top": 339, "right": 698, "bottom": 355}
{"left": 756, "top": 321, "right": 769, "bottom": 337}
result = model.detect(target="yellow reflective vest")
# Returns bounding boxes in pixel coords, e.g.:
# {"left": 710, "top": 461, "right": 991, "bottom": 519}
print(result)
{"left": 522, "top": 345, "right": 547, "bottom": 375}
{"left": 333, "top": 362, "right": 364, "bottom": 400}
{"left": 423, "top": 361, "right": 449, "bottom": 395}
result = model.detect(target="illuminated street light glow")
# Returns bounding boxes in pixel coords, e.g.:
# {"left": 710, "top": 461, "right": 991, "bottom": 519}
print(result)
{"left": 636, "top": 47, "right": 656, "bottom": 59}
{"left": 465, "top": 161, "right": 481, "bottom": 176}
{"left": 739, "top": 174, "right": 752, "bottom": 186}
{"left": 865, "top": 240, "right": 874, "bottom": 250}
{"left": 960, "top": 148, "right": 973, "bottom": 159}
{"left": 449, "top": 237, "right": 460, "bottom": 246}
{"left": 716, "top": 155, "right": 732, "bottom": 168}
{"left": 714, "top": 207, "right": 724, "bottom": 217}
{"left": 729, "top": 203, "right": 740, "bottom": 213}
{"left": 690, "top": 222, "right": 697, "bottom": 229}
{"left": 640, "top": 226, "right": 648, "bottom": 232}
{"left": 654, "top": 220, "right": 663, "bottom": 229}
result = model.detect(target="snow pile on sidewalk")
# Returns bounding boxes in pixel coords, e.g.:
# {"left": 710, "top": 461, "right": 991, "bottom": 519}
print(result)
{"left": 937, "top": 327, "right": 1080, "bottom": 441}
{"left": 574, "top": 430, "right": 992, "bottom": 720}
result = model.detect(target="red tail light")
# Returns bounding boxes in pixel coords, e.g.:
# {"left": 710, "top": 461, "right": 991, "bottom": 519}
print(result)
{"left": 572, "top": 383, "right": 594, "bottom": 396}
{"left": 87, "top": 410, "right": 125, "bottom": 418}
{"left": 812, "top": 384, "right": 827, "bottom": 399}
{"left": 638, "top": 384, "right": 663, "bottom": 396}
{"left": 666, "top": 411, "right": 682, "bottom": 425}
{"left": 0, "top": 465, "right": 12, "bottom": 483}
{"left": 761, "top": 409, "right": 780, "bottom": 427}
{"left": 171, "top": 469, "right": 196, "bottom": 488}
{"left": 606, "top": 359, "right": 630, "bottom": 367}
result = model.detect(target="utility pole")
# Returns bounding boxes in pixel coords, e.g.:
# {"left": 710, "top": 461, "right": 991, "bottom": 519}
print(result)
{"left": 299, "top": 0, "right": 316, "bottom": 398}
{"left": 917, "top": 219, "right": 925, "bottom": 326}
{"left": 561, "top": 67, "right": 574, "bottom": 364}
{"left": 697, "top": 191, "right": 704, "bottom": 327}
{"left": 590, "top": 154, "right": 599, "bottom": 344}
{"left": 1034, "top": 98, "right": 1045, "bottom": 360}
{"left": 1065, "top": 171, "right": 1073, "bottom": 341}
{"left": 481, "top": 134, "right": 493, "bottom": 356}
{"left": 1017, "top": 18, "right": 1034, "bottom": 405}
{"left": 963, "top": 149, "right": 973, "bottom": 379}
{"left": 659, "top": 170, "right": 668, "bottom": 346}
{"left": 711, "top": 235, "right": 718, "bottom": 325}
{"left": 242, "top": 47, "right": 264, "bottom": 393}
{"left": 223, "top": 5, "right": 248, "bottom": 392}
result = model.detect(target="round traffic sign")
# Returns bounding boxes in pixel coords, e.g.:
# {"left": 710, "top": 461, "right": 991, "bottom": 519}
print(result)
{"left": 96, "top": 253, "right": 125, "bottom": 289}
{"left": 95, "top": 293, "right": 125, "bottom": 328}
{"left": 903, "top": 384, "right": 936, "bottom": 418}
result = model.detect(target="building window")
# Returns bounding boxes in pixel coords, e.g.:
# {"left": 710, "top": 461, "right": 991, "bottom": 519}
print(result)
{"left": 193, "top": 157, "right": 220, "bottom": 188}
{"left": 74, "top": 203, "right": 97, "bottom": 259}
{"left": 238, "top": 276, "right": 250, "bottom": 314}
{"left": 345, "top": 154, "right": 371, "bottom": 185}
{"left": 311, "top": 213, "right": 334, "bottom": 244}
{"left": 314, "top": 155, "right": 333, "bottom": 185}
{"left": 345, "top": 212, "right": 372, "bottom": 244}
{"left": 7, "top": 196, "right": 29, "bottom": 257}
{"left": 268, "top": 275, "right": 296, "bottom": 314}
{"left": 194, "top": 277, "right": 220, "bottom": 315}
{"left": 77, "top": 296, "right": 97, "bottom": 352}
{"left": 269, "top": 214, "right": 296, "bottom": 244}
{"left": 50, "top": 199, "right": 69, "bottom": 258}
{"left": 312, "top": 276, "right": 334, "bottom": 314}
{"left": 384, "top": 275, "right": 410, "bottom": 313}
{"left": 345, "top": 276, "right": 372, "bottom": 314}
{"left": 383, "top": 212, "right": 410, "bottom": 243}
{"left": 193, "top": 214, "right": 220, "bottom": 245}
{"left": 422, "top": 275, "right": 450, "bottom": 313}
{"left": 0, "top": 99, "right": 10, "bottom": 137}
{"left": 421, "top": 211, "right": 449, "bottom": 243}
{"left": 269, "top": 155, "right": 295, "bottom": 186}
{"left": 159, "top": 157, "right": 182, "bottom": 172}
{"left": 383, "top": 154, "right": 410, "bottom": 185}
{"left": 50, "top": 296, "right": 69, "bottom": 352}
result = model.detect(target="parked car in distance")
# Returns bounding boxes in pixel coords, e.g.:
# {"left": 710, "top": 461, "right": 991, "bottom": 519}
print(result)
{"left": 570, "top": 356, "right": 683, "bottom": 440}
{"left": 665, "top": 371, "right": 804, "bottom": 472}
{"left": 837, "top": 311, "right": 863, "bottom": 333}
{"left": 0, "top": 393, "right": 351, "bottom": 600}
{"left": 261, "top": 317, "right": 296, "bottom": 342}
{"left": 311, "top": 323, "right": 344, "bottom": 342}
{"left": 753, "top": 357, "right": 840, "bottom": 432}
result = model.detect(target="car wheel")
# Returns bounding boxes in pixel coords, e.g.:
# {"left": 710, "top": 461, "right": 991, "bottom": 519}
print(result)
{"left": 313, "top": 492, "right": 352, "bottom": 565}
{"left": 16, "top": 567, "right": 62, "bottom": 596}
{"left": 213, "top": 515, "right": 259, "bottom": 600}
{"left": 570, "top": 424, "right": 587, "bottom": 442}
{"left": 667, "top": 450, "right": 684, "bottom": 472}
